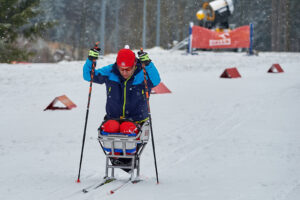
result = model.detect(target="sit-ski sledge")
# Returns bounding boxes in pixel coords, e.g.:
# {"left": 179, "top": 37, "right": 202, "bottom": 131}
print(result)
{"left": 98, "top": 120, "right": 150, "bottom": 181}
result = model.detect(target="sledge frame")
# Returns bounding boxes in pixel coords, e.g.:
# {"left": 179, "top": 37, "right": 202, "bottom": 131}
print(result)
{"left": 98, "top": 121, "right": 150, "bottom": 180}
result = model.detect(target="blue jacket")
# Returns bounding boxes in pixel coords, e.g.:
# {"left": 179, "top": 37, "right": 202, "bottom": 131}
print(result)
{"left": 83, "top": 59, "right": 161, "bottom": 122}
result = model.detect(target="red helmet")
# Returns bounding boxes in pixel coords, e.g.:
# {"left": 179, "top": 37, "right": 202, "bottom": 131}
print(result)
{"left": 101, "top": 120, "right": 120, "bottom": 133}
{"left": 116, "top": 49, "right": 136, "bottom": 69}
{"left": 120, "top": 121, "right": 139, "bottom": 134}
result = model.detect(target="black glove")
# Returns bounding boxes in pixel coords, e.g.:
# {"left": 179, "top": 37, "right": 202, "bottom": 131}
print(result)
{"left": 138, "top": 50, "right": 151, "bottom": 66}
{"left": 88, "top": 46, "right": 101, "bottom": 60}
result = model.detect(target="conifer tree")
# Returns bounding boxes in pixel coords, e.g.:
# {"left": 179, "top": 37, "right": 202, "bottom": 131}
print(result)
{"left": 0, "top": 0, "right": 53, "bottom": 63}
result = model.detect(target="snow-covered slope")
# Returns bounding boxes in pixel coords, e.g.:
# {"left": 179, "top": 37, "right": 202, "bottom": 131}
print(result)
{"left": 1, "top": 49, "right": 300, "bottom": 200}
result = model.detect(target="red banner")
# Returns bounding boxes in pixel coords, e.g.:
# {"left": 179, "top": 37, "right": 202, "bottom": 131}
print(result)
{"left": 192, "top": 25, "right": 250, "bottom": 49}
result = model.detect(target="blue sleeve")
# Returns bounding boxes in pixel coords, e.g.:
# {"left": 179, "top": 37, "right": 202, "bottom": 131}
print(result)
{"left": 83, "top": 59, "right": 113, "bottom": 84}
{"left": 83, "top": 59, "right": 94, "bottom": 81}
{"left": 145, "top": 62, "right": 161, "bottom": 87}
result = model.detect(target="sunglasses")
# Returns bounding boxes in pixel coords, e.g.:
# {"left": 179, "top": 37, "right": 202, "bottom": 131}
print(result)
{"left": 118, "top": 66, "right": 134, "bottom": 72}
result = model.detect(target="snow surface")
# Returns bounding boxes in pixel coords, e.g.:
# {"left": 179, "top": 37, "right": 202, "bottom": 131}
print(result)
{"left": 1, "top": 49, "right": 300, "bottom": 200}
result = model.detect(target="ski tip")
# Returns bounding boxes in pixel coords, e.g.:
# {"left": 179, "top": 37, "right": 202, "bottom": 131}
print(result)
{"left": 110, "top": 190, "right": 114, "bottom": 194}
{"left": 76, "top": 179, "right": 81, "bottom": 183}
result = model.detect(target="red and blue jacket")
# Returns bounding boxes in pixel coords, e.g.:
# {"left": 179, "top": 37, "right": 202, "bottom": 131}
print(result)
{"left": 83, "top": 59, "right": 161, "bottom": 122}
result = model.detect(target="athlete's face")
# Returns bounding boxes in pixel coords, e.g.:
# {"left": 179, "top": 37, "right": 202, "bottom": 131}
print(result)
{"left": 118, "top": 66, "right": 135, "bottom": 79}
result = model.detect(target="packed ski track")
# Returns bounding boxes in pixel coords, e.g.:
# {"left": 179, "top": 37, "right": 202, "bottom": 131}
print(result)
{"left": 1, "top": 48, "right": 300, "bottom": 200}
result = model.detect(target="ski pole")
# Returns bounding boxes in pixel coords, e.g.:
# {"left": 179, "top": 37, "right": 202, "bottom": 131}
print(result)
{"left": 77, "top": 42, "right": 100, "bottom": 183}
{"left": 140, "top": 48, "right": 159, "bottom": 184}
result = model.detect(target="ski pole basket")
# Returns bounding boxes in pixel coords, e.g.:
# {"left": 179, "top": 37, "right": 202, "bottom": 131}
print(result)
{"left": 98, "top": 120, "right": 150, "bottom": 180}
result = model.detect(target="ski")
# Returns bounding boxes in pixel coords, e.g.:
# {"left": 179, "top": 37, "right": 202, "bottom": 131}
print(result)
{"left": 82, "top": 178, "right": 115, "bottom": 193}
{"left": 109, "top": 179, "right": 142, "bottom": 194}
